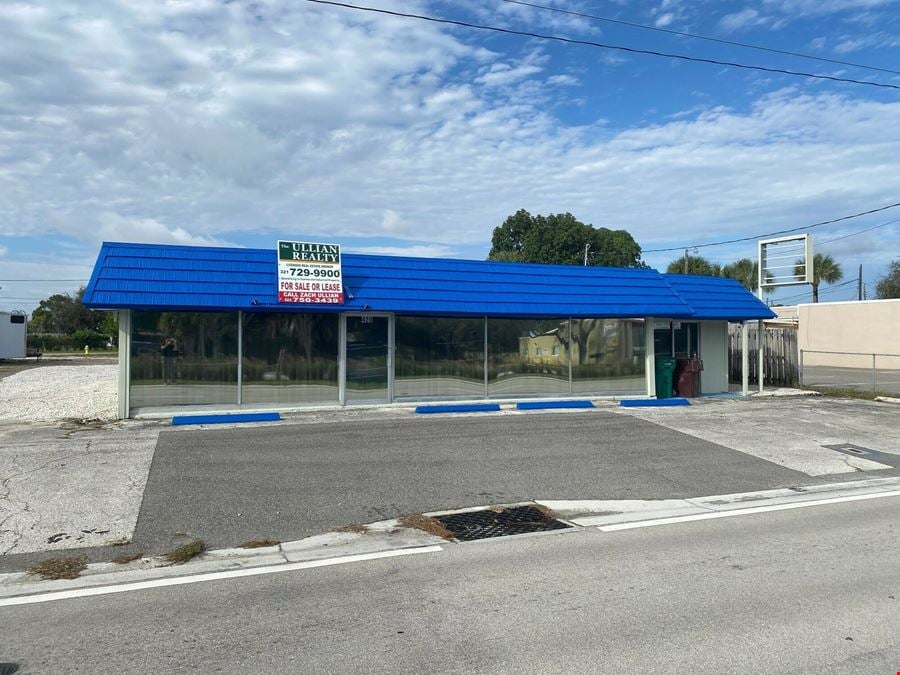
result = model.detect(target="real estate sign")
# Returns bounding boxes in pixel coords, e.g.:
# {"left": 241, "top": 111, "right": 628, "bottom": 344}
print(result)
{"left": 277, "top": 240, "right": 344, "bottom": 304}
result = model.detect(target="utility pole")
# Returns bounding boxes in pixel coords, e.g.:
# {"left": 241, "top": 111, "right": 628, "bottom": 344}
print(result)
{"left": 858, "top": 264, "right": 863, "bottom": 301}
{"left": 683, "top": 249, "right": 689, "bottom": 274}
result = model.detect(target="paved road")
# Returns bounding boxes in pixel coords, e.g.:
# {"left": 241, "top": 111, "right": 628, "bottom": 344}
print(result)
{"left": 3, "top": 496, "right": 898, "bottom": 673}
{"left": 130, "top": 410, "right": 807, "bottom": 555}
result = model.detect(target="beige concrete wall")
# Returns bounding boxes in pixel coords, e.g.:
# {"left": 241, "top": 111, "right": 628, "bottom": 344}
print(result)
{"left": 799, "top": 299, "right": 900, "bottom": 368}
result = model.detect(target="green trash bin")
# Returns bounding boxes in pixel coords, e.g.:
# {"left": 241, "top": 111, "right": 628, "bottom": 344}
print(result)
{"left": 655, "top": 357, "right": 677, "bottom": 399}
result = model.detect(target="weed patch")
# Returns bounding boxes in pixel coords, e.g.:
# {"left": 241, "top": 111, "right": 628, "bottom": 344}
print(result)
{"left": 240, "top": 538, "right": 281, "bottom": 549}
{"left": 531, "top": 503, "right": 557, "bottom": 520}
{"left": 27, "top": 557, "right": 87, "bottom": 580}
{"left": 398, "top": 514, "right": 455, "bottom": 541}
{"left": 164, "top": 539, "right": 205, "bottom": 564}
{"left": 333, "top": 524, "right": 368, "bottom": 534}
{"left": 807, "top": 386, "right": 892, "bottom": 400}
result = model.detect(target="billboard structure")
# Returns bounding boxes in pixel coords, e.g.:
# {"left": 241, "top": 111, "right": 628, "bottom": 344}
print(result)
{"left": 757, "top": 234, "right": 814, "bottom": 296}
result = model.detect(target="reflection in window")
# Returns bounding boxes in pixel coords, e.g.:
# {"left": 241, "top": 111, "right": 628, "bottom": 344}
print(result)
{"left": 242, "top": 313, "right": 338, "bottom": 405}
{"left": 571, "top": 319, "right": 646, "bottom": 394}
{"left": 394, "top": 317, "right": 485, "bottom": 400}
{"left": 488, "top": 318, "right": 569, "bottom": 397}
{"left": 130, "top": 311, "right": 238, "bottom": 409}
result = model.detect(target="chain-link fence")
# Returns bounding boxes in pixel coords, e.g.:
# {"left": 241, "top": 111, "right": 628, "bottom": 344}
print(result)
{"left": 800, "top": 350, "right": 900, "bottom": 395}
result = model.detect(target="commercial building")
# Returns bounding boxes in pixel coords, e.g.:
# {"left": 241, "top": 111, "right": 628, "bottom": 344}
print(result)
{"left": 83, "top": 242, "right": 774, "bottom": 418}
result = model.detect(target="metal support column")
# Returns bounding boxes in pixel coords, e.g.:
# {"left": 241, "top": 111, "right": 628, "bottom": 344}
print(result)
{"left": 237, "top": 311, "right": 243, "bottom": 405}
{"left": 567, "top": 318, "right": 573, "bottom": 395}
{"left": 741, "top": 322, "right": 749, "bottom": 396}
{"left": 116, "top": 309, "right": 131, "bottom": 419}
{"left": 645, "top": 317, "right": 656, "bottom": 397}
{"left": 757, "top": 319, "right": 764, "bottom": 393}
{"left": 483, "top": 317, "right": 489, "bottom": 399}
{"left": 338, "top": 314, "right": 347, "bottom": 405}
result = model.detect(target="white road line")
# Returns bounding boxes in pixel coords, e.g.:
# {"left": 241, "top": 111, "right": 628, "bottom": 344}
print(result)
{"left": 598, "top": 490, "right": 900, "bottom": 532}
{"left": 0, "top": 546, "right": 444, "bottom": 608}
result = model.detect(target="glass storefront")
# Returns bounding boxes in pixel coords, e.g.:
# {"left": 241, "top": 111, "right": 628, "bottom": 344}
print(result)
{"left": 487, "top": 318, "right": 570, "bottom": 397}
{"left": 127, "top": 311, "right": 649, "bottom": 413}
{"left": 130, "top": 311, "right": 239, "bottom": 409}
{"left": 241, "top": 313, "right": 339, "bottom": 405}
{"left": 571, "top": 319, "right": 646, "bottom": 395}
{"left": 345, "top": 315, "right": 390, "bottom": 403}
{"left": 394, "top": 316, "right": 485, "bottom": 400}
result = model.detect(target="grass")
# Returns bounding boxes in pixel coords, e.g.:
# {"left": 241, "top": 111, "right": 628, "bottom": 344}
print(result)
{"left": 164, "top": 539, "right": 206, "bottom": 564}
{"left": 332, "top": 524, "right": 368, "bottom": 534}
{"left": 111, "top": 552, "right": 144, "bottom": 565}
{"left": 398, "top": 514, "right": 455, "bottom": 541}
{"left": 240, "top": 538, "right": 281, "bottom": 549}
{"left": 27, "top": 556, "right": 87, "bottom": 580}
{"left": 806, "top": 386, "right": 894, "bottom": 401}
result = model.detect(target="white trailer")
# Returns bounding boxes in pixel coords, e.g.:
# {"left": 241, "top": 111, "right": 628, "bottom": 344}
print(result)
{"left": 0, "top": 311, "right": 27, "bottom": 359}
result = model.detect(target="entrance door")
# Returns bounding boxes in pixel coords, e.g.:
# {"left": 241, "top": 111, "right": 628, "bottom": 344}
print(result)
{"left": 344, "top": 315, "right": 391, "bottom": 403}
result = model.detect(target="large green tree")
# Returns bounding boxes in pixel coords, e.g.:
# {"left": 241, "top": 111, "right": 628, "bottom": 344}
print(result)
{"left": 29, "top": 286, "right": 102, "bottom": 334}
{"left": 488, "top": 209, "right": 644, "bottom": 268}
{"left": 795, "top": 253, "right": 843, "bottom": 303}
{"left": 876, "top": 259, "right": 900, "bottom": 299}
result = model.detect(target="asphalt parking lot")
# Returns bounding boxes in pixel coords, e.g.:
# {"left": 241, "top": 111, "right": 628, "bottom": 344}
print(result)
{"left": 3, "top": 396, "right": 899, "bottom": 572}
{"left": 127, "top": 409, "right": 811, "bottom": 554}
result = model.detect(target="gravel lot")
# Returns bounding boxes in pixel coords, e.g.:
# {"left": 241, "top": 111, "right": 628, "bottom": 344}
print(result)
{"left": 0, "top": 364, "right": 117, "bottom": 422}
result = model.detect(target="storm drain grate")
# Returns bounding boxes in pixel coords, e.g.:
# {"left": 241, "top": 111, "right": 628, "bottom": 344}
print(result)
{"left": 433, "top": 505, "right": 572, "bottom": 541}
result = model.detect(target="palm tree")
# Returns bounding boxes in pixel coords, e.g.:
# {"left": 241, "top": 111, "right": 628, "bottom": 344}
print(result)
{"left": 666, "top": 255, "right": 721, "bottom": 276}
{"left": 795, "top": 253, "right": 843, "bottom": 303}
{"left": 721, "top": 258, "right": 758, "bottom": 292}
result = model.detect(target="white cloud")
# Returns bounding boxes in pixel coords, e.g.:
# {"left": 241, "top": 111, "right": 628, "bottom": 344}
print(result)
{"left": 0, "top": 245, "right": 7, "bottom": 257}
{"left": 547, "top": 74, "right": 580, "bottom": 87}
{"left": 718, "top": 8, "right": 769, "bottom": 32}
{"left": 84, "top": 213, "right": 229, "bottom": 247}
{"left": 344, "top": 244, "right": 456, "bottom": 258}
{"left": 833, "top": 32, "right": 900, "bottom": 53}
{"left": 655, "top": 12, "right": 676, "bottom": 27}
{"left": 475, "top": 62, "right": 544, "bottom": 87}
{"left": 1, "top": 0, "right": 899, "bottom": 277}
{"left": 762, "top": 0, "right": 899, "bottom": 15}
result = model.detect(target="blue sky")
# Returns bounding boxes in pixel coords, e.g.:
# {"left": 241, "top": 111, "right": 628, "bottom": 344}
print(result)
{"left": 1, "top": 0, "right": 899, "bottom": 311}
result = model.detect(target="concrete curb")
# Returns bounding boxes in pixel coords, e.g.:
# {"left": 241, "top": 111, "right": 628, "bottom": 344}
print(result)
{"left": 3, "top": 476, "right": 899, "bottom": 602}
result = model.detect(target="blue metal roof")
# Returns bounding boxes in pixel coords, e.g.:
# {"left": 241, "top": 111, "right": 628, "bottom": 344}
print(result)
{"left": 83, "top": 242, "right": 772, "bottom": 320}
{"left": 662, "top": 274, "right": 775, "bottom": 320}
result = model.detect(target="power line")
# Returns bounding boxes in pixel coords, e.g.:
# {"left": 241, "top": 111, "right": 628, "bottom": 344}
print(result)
{"left": 498, "top": 0, "right": 900, "bottom": 76}
{"left": 816, "top": 217, "right": 900, "bottom": 246}
{"left": 0, "top": 279, "right": 88, "bottom": 282}
{"left": 643, "top": 201, "right": 900, "bottom": 253}
{"left": 304, "top": 0, "right": 900, "bottom": 90}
